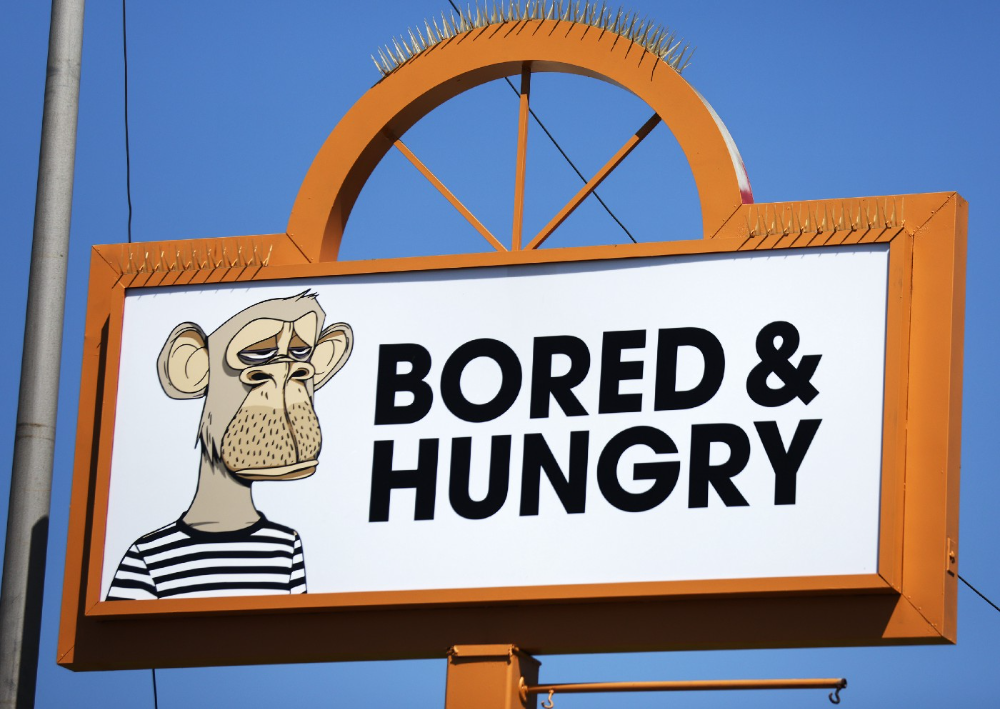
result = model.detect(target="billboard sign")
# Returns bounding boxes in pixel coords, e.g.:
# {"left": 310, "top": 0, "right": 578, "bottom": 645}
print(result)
{"left": 57, "top": 14, "right": 965, "bottom": 670}
{"left": 101, "top": 246, "right": 890, "bottom": 603}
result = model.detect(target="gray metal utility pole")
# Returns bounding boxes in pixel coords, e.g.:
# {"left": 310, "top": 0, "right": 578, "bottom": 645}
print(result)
{"left": 0, "top": 0, "right": 85, "bottom": 707}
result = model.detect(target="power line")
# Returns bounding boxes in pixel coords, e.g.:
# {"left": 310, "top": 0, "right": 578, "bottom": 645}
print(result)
{"left": 444, "top": 0, "right": 637, "bottom": 244}
{"left": 499, "top": 77, "right": 637, "bottom": 243}
{"left": 123, "top": 0, "right": 133, "bottom": 244}
{"left": 123, "top": 1, "right": 151, "bottom": 695}
{"left": 960, "top": 574, "right": 1000, "bottom": 615}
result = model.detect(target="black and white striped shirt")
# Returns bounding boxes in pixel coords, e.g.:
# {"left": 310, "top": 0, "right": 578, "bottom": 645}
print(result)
{"left": 107, "top": 515, "right": 306, "bottom": 600}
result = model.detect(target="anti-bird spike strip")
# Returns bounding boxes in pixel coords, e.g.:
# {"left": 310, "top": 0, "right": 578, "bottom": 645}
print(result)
{"left": 743, "top": 198, "right": 907, "bottom": 240}
{"left": 115, "top": 239, "right": 271, "bottom": 276}
{"left": 372, "top": 1, "right": 693, "bottom": 79}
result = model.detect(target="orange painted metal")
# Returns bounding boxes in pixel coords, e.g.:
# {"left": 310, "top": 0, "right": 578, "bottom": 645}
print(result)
{"left": 286, "top": 20, "right": 750, "bottom": 261}
{"left": 56, "top": 193, "right": 965, "bottom": 670}
{"left": 73, "top": 222, "right": 920, "bottom": 618}
{"left": 445, "top": 645, "right": 539, "bottom": 709}
{"left": 526, "top": 113, "right": 661, "bottom": 250}
{"left": 83, "top": 573, "right": 892, "bottom": 620}
{"left": 523, "top": 678, "right": 847, "bottom": 696}
{"left": 58, "top": 251, "right": 118, "bottom": 670}
{"left": 392, "top": 137, "right": 507, "bottom": 252}
{"left": 901, "top": 194, "right": 966, "bottom": 641}
{"left": 511, "top": 64, "right": 531, "bottom": 251}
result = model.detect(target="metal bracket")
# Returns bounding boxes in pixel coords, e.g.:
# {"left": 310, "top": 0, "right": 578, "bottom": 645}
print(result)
{"left": 947, "top": 537, "right": 958, "bottom": 576}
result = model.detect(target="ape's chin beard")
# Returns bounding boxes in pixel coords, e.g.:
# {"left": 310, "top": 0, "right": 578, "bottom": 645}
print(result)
{"left": 229, "top": 460, "right": 318, "bottom": 482}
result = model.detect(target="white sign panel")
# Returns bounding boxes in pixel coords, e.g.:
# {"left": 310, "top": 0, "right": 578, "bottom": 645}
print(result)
{"left": 101, "top": 244, "right": 888, "bottom": 601}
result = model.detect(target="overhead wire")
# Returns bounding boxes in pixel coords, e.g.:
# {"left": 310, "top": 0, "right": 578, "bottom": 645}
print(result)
{"left": 499, "top": 77, "right": 638, "bottom": 243}
{"left": 960, "top": 574, "right": 1000, "bottom": 615}
{"left": 123, "top": 0, "right": 133, "bottom": 244}
{"left": 123, "top": 0, "right": 151, "bottom": 694}
{"left": 445, "top": 0, "right": 637, "bottom": 244}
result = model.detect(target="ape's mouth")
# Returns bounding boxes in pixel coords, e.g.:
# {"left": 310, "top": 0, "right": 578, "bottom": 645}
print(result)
{"left": 220, "top": 395, "right": 323, "bottom": 477}
{"left": 230, "top": 459, "right": 318, "bottom": 482}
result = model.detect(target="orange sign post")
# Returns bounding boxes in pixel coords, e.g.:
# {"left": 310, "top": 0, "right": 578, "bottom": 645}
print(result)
{"left": 58, "top": 6, "right": 965, "bottom": 694}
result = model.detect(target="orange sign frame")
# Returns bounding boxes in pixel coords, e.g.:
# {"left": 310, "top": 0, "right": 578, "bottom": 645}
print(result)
{"left": 57, "top": 18, "right": 966, "bottom": 670}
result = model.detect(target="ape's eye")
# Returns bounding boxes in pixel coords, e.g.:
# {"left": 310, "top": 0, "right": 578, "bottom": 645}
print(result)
{"left": 238, "top": 347, "right": 278, "bottom": 365}
{"left": 289, "top": 346, "right": 312, "bottom": 361}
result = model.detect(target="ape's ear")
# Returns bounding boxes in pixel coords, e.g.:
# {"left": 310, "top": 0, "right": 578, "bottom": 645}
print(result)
{"left": 312, "top": 322, "right": 353, "bottom": 390}
{"left": 158, "top": 322, "right": 209, "bottom": 399}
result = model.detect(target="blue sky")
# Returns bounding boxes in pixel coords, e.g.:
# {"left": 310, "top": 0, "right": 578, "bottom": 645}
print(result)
{"left": 3, "top": 1, "right": 999, "bottom": 706}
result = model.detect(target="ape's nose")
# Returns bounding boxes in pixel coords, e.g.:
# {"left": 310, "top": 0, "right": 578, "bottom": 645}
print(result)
{"left": 240, "top": 360, "right": 315, "bottom": 387}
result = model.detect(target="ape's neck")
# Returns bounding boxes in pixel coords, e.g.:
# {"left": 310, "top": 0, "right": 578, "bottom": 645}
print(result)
{"left": 182, "top": 452, "right": 260, "bottom": 532}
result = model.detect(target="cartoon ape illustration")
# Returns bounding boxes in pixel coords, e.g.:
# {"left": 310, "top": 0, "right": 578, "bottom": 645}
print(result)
{"left": 107, "top": 292, "right": 353, "bottom": 600}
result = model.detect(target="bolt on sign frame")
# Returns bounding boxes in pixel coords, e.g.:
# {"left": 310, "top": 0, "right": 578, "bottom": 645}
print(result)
{"left": 58, "top": 13, "right": 965, "bottom": 670}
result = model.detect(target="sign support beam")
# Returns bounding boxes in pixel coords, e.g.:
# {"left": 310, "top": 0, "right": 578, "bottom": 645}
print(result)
{"left": 444, "top": 645, "right": 539, "bottom": 709}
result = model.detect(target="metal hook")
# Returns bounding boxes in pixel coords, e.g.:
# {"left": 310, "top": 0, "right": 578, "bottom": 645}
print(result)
{"left": 541, "top": 689, "right": 555, "bottom": 709}
{"left": 828, "top": 680, "right": 846, "bottom": 704}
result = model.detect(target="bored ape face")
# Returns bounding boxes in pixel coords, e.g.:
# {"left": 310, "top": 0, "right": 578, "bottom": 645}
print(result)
{"left": 157, "top": 293, "right": 353, "bottom": 482}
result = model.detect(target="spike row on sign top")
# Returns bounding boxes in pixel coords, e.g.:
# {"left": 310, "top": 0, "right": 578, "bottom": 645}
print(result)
{"left": 116, "top": 240, "right": 273, "bottom": 276}
{"left": 371, "top": 1, "right": 694, "bottom": 79}
{"left": 743, "top": 198, "right": 906, "bottom": 241}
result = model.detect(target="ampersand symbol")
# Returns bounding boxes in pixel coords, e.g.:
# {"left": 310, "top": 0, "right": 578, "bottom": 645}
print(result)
{"left": 746, "top": 321, "right": 821, "bottom": 407}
